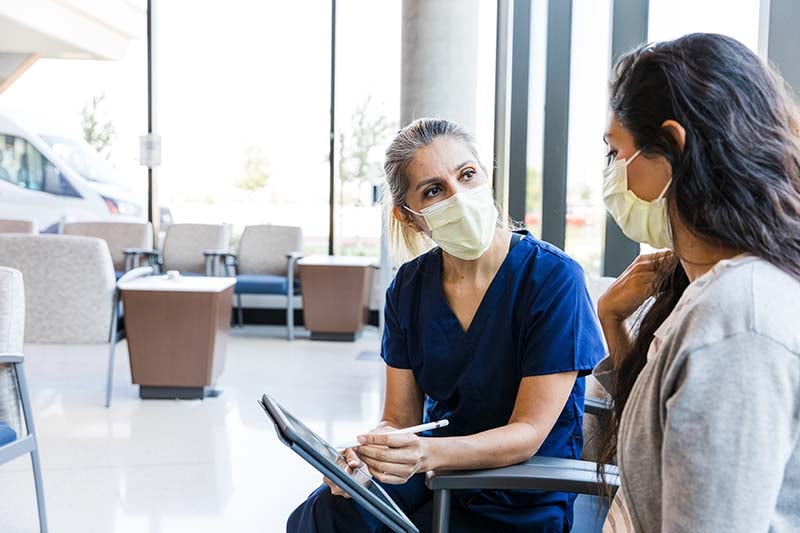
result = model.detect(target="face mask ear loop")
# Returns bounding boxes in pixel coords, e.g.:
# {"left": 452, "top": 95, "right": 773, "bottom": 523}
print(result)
{"left": 624, "top": 149, "right": 642, "bottom": 167}
{"left": 402, "top": 204, "right": 423, "bottom": 217}
{"left": 656, "top": 179, "right": 672, "bottom": 201}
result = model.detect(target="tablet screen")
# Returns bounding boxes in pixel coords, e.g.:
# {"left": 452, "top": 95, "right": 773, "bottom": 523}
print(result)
{"left": 262, "top": 396, "right": 413, "bottom": 529}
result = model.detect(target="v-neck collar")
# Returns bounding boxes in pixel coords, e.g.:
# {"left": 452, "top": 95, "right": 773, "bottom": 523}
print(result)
{"left": 429, "top": 231, "right": 530, "bottom": 345}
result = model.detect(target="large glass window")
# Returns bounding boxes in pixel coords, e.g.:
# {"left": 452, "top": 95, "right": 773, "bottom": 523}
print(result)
{"left": 0, "top": 21, "right": 148, "bottom": 229}
{"left": 648, "top": 0, "right": 761, "bottom": 51}
{"left": 563, "top": 0, "right": 612, "bottom": 276}
{"left": 333, "top": 0, "right": 401, "bottom": 257}
{"left": 525, "top": 0, "right": 548, "bottom": 237}
{"left": 156, "top": 1, "right": 331, "bottom": 253}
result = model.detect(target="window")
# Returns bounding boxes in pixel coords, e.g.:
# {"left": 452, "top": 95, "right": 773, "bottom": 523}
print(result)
{"left": 333, "top": 0, "right": 401, "bottom": 257}
{"left": 525, "top": 0, "right": 548, "bottom": 237}
{"left": 0, "top": 134, "right": 79, "bottom": 197}
{"left": 648, "top": 0, "right": 761, "bottom": 52}
{"left": 156, "top": 1, "right": 332, "bottom": 253}
{"left": 563, "top": 0, "right": 612, "bottom": 276}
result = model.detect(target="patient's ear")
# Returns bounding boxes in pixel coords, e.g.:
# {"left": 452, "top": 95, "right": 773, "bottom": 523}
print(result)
{"left": 661, "top": 120, "right": 686, "bottom": 153}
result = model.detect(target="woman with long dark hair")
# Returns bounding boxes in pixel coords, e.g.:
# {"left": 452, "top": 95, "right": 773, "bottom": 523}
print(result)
{"left": 595, "top": 33, "right": 800, "bottom": 531}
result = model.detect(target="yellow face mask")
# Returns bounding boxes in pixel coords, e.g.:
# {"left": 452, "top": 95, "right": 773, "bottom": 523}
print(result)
{"left": 602, "top": 150, "right": 673, "bottom": 250}
{"left": 404, "top": 184, "right": 498, "bottom": 260}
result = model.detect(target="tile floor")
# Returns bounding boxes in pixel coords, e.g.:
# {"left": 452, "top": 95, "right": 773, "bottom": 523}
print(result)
{"left": 0, "top": 326, "right": 386, "bottom": 533}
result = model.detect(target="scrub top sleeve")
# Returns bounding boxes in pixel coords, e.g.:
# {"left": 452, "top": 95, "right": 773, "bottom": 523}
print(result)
{"left": 380, "top": 277, "right": 411, "bottom": 369}
{"left": 521, "top": 260, "right": 605, "bottom": 377}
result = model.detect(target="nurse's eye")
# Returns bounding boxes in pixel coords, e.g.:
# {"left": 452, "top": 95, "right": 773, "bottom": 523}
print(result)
{"left": 424, "top": 185, "right": 443, "bottom": 199}
{"left": 460, "top": 168, "right": 476, "bottom": 181}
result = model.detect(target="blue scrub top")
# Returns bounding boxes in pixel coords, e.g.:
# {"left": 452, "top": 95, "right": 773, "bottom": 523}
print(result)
{"left": 381, "top": 231, "right": 605, "bottom": 526}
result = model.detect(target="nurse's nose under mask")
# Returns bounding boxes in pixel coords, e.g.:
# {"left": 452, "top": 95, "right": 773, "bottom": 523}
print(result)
{"left": 603, "top": 149, "right": 673, "bottom": 249}
{"left": 404, "top": 183, "right": 498, "bottom": 260}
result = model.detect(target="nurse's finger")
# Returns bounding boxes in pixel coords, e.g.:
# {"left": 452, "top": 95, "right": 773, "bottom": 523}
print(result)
{"left": 372, "top": 470, "right": 409, "bottom": 485}
{"left": 361, "top": 457, "right": 416, "bottom": 481}
{"left": 344, "top": 447, "right": 363, "bottom": 468}
{"left": 323, "top": 476, "right": 351, "bottom": 499}
{"left": 357, "top": 432, "right": 417, "bottom": 448}
{"left": 356, "top": 444, "right": 417, "bottom": 464}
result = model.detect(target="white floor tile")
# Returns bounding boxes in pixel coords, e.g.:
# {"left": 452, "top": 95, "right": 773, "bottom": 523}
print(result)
{"left": 0, "top": 326, "right": 385, "bottom": 532}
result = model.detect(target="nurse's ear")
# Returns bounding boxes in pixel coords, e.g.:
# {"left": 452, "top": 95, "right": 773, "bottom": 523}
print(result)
{"left": 392, "top": 206, "right": 426, "bottom": 233}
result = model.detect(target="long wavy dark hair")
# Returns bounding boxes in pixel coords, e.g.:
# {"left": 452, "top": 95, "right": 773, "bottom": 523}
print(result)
{"left": 597, "top": 33, "right": 800, "bottom": 489}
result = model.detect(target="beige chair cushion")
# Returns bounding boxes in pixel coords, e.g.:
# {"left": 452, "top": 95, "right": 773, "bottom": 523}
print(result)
{"left": 162, "top": 224, "right": 229, "bottom": 274}
{"left": 0, "top": 219, "right": 35, "bottom": 234}
{"left": 0, "top": 235, "right": 116, "bottom": 344}
{"left": 64, "top": 221, "right": 153, "bottom": 271}
{"left": 0, "top": 267, "right": 25, "bottom": 434}
{"left": 237, "top": 225, "right": 303, "bottom": 276}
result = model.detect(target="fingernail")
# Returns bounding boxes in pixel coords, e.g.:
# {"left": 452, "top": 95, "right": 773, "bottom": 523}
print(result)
{"left": 357, "top": 435, "right": 366, "bottom": 444}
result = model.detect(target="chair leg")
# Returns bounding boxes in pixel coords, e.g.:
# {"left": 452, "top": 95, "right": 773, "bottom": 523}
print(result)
{"left": 287, "top": 292, "right": 294, "bottom": 341}
{"left": 30, "top": 447, "right": 48, "bottom": 532}
{"left": 15, "top": 365, "right": 48, "bottom": 532}
{"left": 105, "top": 294, "right": 120, "bottom": 408}
{"left": 236, "top": 294, "right": 244, "bottom": 327}
{"left": 432, "top": 488, "right": 451, "bottom": 533}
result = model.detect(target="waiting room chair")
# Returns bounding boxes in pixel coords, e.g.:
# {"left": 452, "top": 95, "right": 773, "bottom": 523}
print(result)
{"left": 0, "top": 234, "right": 139, "bottom": 407}
{"left": 0, "top": 219, "right": 36, "bottom": 234}
{"left": 205, "top": 225, "right": 303, "bottom": 339}
{"left": 0, "top": 266, "right": 47, "bottom": 532}
{"left": 125, "top": 223, "right": 229, "bottom": 275}
{"left": 426, "top": 397, "right": 617, "bottom": 533}
{"left": 63, "top": 221, "right": 153, "bottom": 278}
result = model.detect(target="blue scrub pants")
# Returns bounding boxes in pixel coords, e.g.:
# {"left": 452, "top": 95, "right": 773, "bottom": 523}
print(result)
{"left": 287, "top": 474, "right": 568, "bottom": 533}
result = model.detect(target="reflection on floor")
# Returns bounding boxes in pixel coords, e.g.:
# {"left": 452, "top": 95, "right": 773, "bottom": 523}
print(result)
{"left": 0, "top": 325, "right": 385, "bottom": 533}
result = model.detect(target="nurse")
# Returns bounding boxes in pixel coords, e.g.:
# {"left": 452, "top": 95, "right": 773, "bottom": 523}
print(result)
{"left": 288, "top": 118, "right": 605, "bottom": 532}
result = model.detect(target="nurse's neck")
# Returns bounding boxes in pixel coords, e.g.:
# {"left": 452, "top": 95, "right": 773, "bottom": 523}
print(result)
{"left": 441, "top": 228, "right": 513, "bottom": 284}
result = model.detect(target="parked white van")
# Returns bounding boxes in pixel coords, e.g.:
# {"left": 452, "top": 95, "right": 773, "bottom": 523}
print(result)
{"left": 0, "top": 110, "right": 146, "bottom": 232}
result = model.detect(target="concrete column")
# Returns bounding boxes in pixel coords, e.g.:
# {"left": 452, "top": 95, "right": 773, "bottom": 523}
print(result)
{"left": 401, "top": 0, "right": 480, "bottom": 131}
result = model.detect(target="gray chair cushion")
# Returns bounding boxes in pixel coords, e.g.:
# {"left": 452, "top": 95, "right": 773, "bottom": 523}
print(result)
{"left": 0, "top": 235, "right": 116, "bottom": 344}
{"left": 0, "top": 267, "right": 24, "bottom": 434}
{"left": 64, "top": 221, "right": 153, "bottom": 271}
{"left": 0, "top": 219, "right": 35, "bottom": 234}
{"left": 162, "top": 224, "right": 229, "bottom": 274}
{"left": 237, "top": 225, "right": 303, "bottom": 276}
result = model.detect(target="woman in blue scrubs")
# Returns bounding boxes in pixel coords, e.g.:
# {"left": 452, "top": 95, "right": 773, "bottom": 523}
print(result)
{"left": 288, "top": 118, "right": 605, "bottom": 532}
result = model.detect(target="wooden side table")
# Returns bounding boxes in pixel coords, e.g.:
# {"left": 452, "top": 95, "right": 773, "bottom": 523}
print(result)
{"left": 297, "top": 255, "right": 377, "bottom": 341}
{"left": 119, "top": 275, "right": 236, "bottom": 399}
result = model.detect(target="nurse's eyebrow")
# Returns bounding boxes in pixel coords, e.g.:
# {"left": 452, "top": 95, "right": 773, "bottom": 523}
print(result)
{"left": 415, "top": 160, "right": 478, "bottom": 191}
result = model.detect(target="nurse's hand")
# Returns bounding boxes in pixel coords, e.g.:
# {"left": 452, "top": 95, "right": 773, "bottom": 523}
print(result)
{"left": 598, "top": 252, "right": 671, "bottom": 323}
{"left": 323, "top": 448, "right": 363, "bottom": 498}
{"left": 355, "top": 432, "right": 429, "bottom": 484}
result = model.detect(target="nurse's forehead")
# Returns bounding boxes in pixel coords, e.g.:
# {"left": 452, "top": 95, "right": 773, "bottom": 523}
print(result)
{"left": 407, "top": 138, "right": 474, "bottom": 176}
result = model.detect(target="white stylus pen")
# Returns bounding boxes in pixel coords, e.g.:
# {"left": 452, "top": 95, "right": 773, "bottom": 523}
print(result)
{"left": 335, "top": 419, "right": 449, "bottom": 450}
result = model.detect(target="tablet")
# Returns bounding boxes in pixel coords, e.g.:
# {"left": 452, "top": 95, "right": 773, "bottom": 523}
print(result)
{"left": 259, "top": 394, "right": 419, "bottom": 533}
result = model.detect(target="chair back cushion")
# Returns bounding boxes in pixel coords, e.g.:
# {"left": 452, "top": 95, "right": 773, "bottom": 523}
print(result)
{"left": 0, "top": 267, "right": 25, "bottom": 435}
{"left": 0, "top": 235, "right": 116, "bottom": 343}
{"left": 237, "top": 225, "right": 303, "bottom": 276}
{"left": 0, "top": 219, "right": 35, "bottom": 234}
{"left": 162, "top": 224, "right": 229, "bottom": 274}
{"left": 64, "top": 221, "right": 153, "bottom": 271}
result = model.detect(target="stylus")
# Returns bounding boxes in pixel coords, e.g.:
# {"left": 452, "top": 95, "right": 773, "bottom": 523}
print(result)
{"left": 335, "top": 419, "right": 449, "bottom": 450}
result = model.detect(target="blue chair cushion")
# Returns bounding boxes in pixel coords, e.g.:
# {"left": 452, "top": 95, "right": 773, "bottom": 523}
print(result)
{"left": 235, "top": 274, "right": 300, "bottom": 295}
{"left": 0, "top": 423, "right": 16, "bottom": 446}
{"left": 115, "top": 270, "right": 125, "bottom": 280}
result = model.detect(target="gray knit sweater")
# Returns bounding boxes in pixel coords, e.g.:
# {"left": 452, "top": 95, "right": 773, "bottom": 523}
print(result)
{"left": 594, "top": 255, "right": 800, "bottom": 532}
